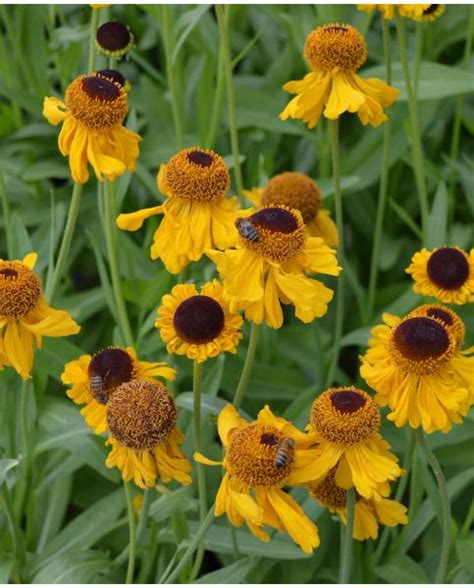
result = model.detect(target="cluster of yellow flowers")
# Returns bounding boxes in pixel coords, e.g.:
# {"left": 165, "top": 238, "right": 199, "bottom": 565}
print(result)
{"left": 3, "top": 2, "right": 472, "bottom": 559}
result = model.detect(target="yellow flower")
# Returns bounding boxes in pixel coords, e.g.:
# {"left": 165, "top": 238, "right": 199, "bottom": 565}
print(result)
{"left": 309, "top": 468, "right": 408, "bottom": 540}
{"left": 43, "top": 72, "right": 140, "bottom": 184}
{"left": 96, "top": 21, "right": 134, "bottom": 58}
{"left": 61, "top": 346, "right": 176, "bottom": 434}
{"left": 116, "top": 147, "right": 247, "bottom": 274}
{"left": 410, "top": 4, "right": 445, "bottom": 22}
{"left": 0, "top": 252, "right": 80, "bottom": 380}
{"left": 280, "top": 23, "right": 399, "bottom": 129}
{"left": 90, "top": 4, "right": 111, "bottom": 8}
{"left": 358, "top": 4, "right": 445, "bottom": 21}
{"left": 106, "top": 380, "right": 192, "bottom": 489}
{"left": 360, "top": 312, "right": 474, "bottom": 433}
{"left": 195, "top": 403, "right": 321, "bottom": 553}
{"left": 208, "top": 205, "right": 341, "bottom": 329}
{"left": 406, "top": 246, "right": 474, "bottom": 305}
{"left": 243, "top": 172, "right": 338, "bottom": 247}
{"left": 156, "top": 280, "right": 243, "bottom": 363}
{"left": 291, "top": 387, "right": 404, "bottom": 500}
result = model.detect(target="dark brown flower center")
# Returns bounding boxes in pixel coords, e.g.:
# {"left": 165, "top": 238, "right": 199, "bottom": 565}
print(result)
{"left": 393, "top": 317, "right": 449, "bottom": 362}
{"left": 426, "top": 307, "right": 453, "bottom": 325}
{"left": 88, "top": 348, "right": 133, "bottom": 402}
{"left": 82, "top": 75, "right": 121, "bottom": 102}
{"left": 260, "top": 432, "right": 279, "bottom": 446}
{"left": 187, "top": 150, "right": 214, "bottom": 167}
{"left": 331, "top": 390, "right": 366, "bottom": 414}
{"left": 96, "top": 69, "right": 125, "bottom": 87}
{"left": 251, "top": 207, "right": 298, "bottom": 234}
{"left": 423, "top": 4, "right": 439, "bottom": 15}
{"left": 427, "top": 248, "right": 469, "bottom": 290}
{"left": 173, "top": 295, "right": 225, "bottom": 344}
{"left": 0, "top": 269, "right": 18, "bottom": 279}
{"left": 96, "top": 21, "right": 132, "bottom": 52}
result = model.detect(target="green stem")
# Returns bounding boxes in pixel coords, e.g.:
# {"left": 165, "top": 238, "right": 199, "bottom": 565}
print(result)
{"left": 162, "top": 5, "right": 184, "bottom": 148}
{"left": 1, "top": 483, "right": 24, "bottom": 583}
{"left": 366, "top": 18, "right": 392, "bottom": 323}
{"left": 205, "top": 36, "right": 226, "bottom": 149}
{"left": 415, "top": 429, "right": 451, "bottom": 583}
{"left": 103, "top": 180, "right": 134, "bottom": 347}
{"left": 45, "top": 182, "right": 83, "bottom": 303}
{"left": 339, "top": 487, "right": 356, "bottom": 584}
{"left": 162, "top": 505, "right": 215, "bottom": 584}
{"left": 325, "top": 119, "right": 345, "bottom": 388}
{"left": 190, "top": 360, "right": 207, "bottom": 581}
{"left": 124, "top": 481, "right": 137, "bottom": 584}
{"left": 233, "top": 322, "right": 260, "bottom": 409}
{"left": 413, "top": 23, "right": 423, "bottom": 99}
{"left": 396, "top": 14, "right": 429, "bottom": 245}
{"left": 216, "top": 4, "right": 244, "bottom": 199}
{"left": 88, "top": 6, "right": 100, "bottom": 73}
{"left": 15, "top": 381, "right": 32, "bottom": 519}
{"left": 0, "top": 173, "right": 14, "bottom": 257}
{"left": 136, "top": 488, "right": 153, "bottom": 546}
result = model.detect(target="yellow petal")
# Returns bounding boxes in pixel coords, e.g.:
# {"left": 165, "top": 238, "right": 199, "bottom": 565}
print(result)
{"left": 193, "top": 452, "right": 223, "bottom": 467}
{"left": 22, "top": 252, "right": 38, "bottom": 270}
{"left": 42, "top": 96, "right": 67, "bottom": 126}
{"left": 217, "top": 403, "right": 247, "bottom": 446}
{"left": 116, "top": 206, "right": 164, "bottom": 231}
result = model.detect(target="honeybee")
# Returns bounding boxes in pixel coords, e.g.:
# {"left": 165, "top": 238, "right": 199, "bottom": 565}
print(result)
{"left": 90, "top": 371, "right": 109, "bottom": 404}
{"left": 235, "top": 217, "right": 259, "bottom": 243}
{"left": 275, "top": 437, "right": 295, "bottom": 469}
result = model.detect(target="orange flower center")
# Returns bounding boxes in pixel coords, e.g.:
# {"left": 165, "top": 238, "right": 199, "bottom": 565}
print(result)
{"left": 173, "top": 295, "right": 225, "bottom": 344}
{"left": 304, "top": 23, "right": 367, "bottom": 73}
{"left": 426, "top": 247, "right": 469, "bottom": 290}
{"left": 262, "top": 172, "right": 321, "bottom": 224}
{"left": 0, "top": 261, "right": 41, "bottom": 318}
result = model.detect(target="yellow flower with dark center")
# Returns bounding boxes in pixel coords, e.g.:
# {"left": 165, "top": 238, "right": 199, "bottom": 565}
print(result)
{"left": 106, "top": 380, "right": 192, "bottom": 489}
{"left": 61, "top": 346, "right": 175, "bottom": 434}
{"left": 96, "top": 21, "right": 134, "bottom": 58}
{"left": 194, "top": 403, "right": 322, "bottom": 553}
{"left": 280, "top": 23, "right": 399, "bottom": 129}
{"left": 358, "top": 4, "right": 444, "bottom": 21}
{"left": 0, "top": 253, "right": 80, "bottom": 380}
{"left": 291, "top": 387, "right": 404, "bottom": 500}
{"left": 309, "top": 468, "right": 408, "bottom": 541}
{"left": 360, "top": 312, "right": 474, "bottom": 433}
{"left": 407, "top": 304, "right": 465, "bottom": 349}
{"left": 116, "top": 147, "right": 247, "bottom": 274}
{"left": 156, "top": 281, "right": 243, "bottom": 363}
{"left": 90, "top": 4, "right": 111, "bottom": 8}
{"left": 208, "top": 205, "right": 341, "bottom": 329}
{"left": 243, "top": 172, "right": 338, "bottom": 247}
{"left": 43, "top": 72, "right": 141, "bottom": 184}
{"left": 406, "top": 246, "right": 474, "bottom": 304}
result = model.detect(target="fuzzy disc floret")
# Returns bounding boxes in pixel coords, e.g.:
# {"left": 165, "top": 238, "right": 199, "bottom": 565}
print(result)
{"left": 173, "top": 295, "right": 225, "bottom": 344}
{"left": 96, "top": 21, "right": 134, "bottom": 57}
{"left": 262, "top": 172, "right": 322, "bottom": 224}
{"left": 407, "top": 304, "right": 465, "bottom": 348}
{"left": 304, "top": 24, "right": 367, "bottom": 72}
{"left": 0, "top": 261, "right": 41, "bottom": 318}
{"left": 427, "top": 247, "right": 470, "bottom": 291}
{"left": 88, "top": 347, "right": 135, "bottom": 403}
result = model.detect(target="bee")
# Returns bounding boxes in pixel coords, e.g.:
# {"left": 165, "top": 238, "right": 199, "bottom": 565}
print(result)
{"left": 90, "top": 371, "right": 109, "bottom": 404}
{"left": 235, "top": 217, "right": 259, "bottom": 243}
{"left": 275, "top": 437, "right": 295, "bottom": 469}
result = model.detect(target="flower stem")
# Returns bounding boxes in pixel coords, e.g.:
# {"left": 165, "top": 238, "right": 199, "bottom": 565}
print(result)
{"left": 233, "top": 322, "right": 260, "bottom": 409}
{"left": 45, "top": 182, "right": 83, "bottom": 303}
{"left": 88, "top": 6, "right": 100, "bottom": 73}
{"left": 216, "top": 4, "right": 244, "bottom": 199}
{"left": 339, "top": 487, "right": 356, "bottom": 584}
{"left": 123, "top": 481, "right": 137, "bottom": 584}
{"left": 366, "top": 18, "right": 392, "bottom": 323}
{"left": 205, "top": 35, "right": 225, "bottom": 149}
{"left": 0, "top": 173, "right": 14, "bottom": 258}
{"left": 415, "top": 428, "right": 451, "bottom": 583}
{"left": 1, "top": 483, "right": 24, "bottom": 583}
{"left": 396, "top": 14, "right": 429, "bottom": 245}
{"left": 191, "top": 360, "right": 207, "bottom": 580}
{"left": 325, "top": 119, "right": 345, "bottom": 388}
{"left": 162, "top": 5, "right": 184, "bottom": 149}
{"left": 15, "top": 381, "right": 32, "bottom": 520}
{"left": 413, "top": 23, "right": 423, "bottom": 99}
{"left": 103, "top": 180, "right": 134, "bottom": 347}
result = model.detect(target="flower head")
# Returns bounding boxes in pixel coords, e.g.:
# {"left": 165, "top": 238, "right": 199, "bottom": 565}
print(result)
{"left": 280, "top": 23, "right": 399, "bottom": 129}
{"left": 96, "top": 21, "right": 134, "bottom": 57}
{"left": 156, "top": 280, "right": 243, "bottom": 362}
{"left": 195, "top": 404, "right": 321, "bottom": 553}
{"left": 360, "top": 312, "right": 474, "bottom": 433}
{"left": 244, "top": 172, "right": 338, "bottom": 247}
{"left": 358, "top": 4, "right": 445, "bottom": 21}
{"left": 116, "top": 147, "right": 247, "bottom": 274}
{"left": 406, "top": 247, "right": 474, "bottom": 304}
{"left": 406, "top": 304, "right": 465, "bottom": 349}
{"left": 106, "top": 380, "right": 192, "bottom": 488}
{"left": 291, "top": 387, "right": 404, "bottom": 500}
{"left": 309, "top": 468, "right": 408, "bottom": 540}
{"left": 62, "top": 346, "right": 175, "bottom": 434}
{"left": 43, "top": 72, "right": 141, "bottom": 183}
{"left": 208, "top": 205, "right": 341, "bottom": 329}
{"left": 0, "top": 253, "right": 80, "bottom": 379}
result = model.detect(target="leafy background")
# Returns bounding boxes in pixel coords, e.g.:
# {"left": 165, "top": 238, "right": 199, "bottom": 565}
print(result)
{"left": 0, "top": 3, "right": 473, "bottom": 584}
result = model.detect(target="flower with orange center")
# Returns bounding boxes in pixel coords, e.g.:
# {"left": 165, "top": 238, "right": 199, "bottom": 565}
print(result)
{"left": 207, "top": 205, "right": 341, "bottom": 329}
{"left": 280, "top": 23, "right": 399, "bottom": 129}
{"left": 243, "top": 171, "right": 338, "bottom": 247}
{"left": 105, "top": 380, "right": 192, "bottom": 489}
{"left": 0, "top": 252, "right": 80, "bottom": 380}
{"left": 360, "top": 312, "right": 474, "bottom": 433}
{"left": 61, "top": 346, "right": 175, "bottom": 434}
{"left": 116, "top": 147, "right": 248, "bottom": 274}
{"left": 406, "top": 246, "right": 474, "bottom": 305}
{"left": 308, "top": 468, "right": 408, "bottom": 540}
{"left": 43, "top": 72, "right": 141, "bottom": 183}
{"left": 156, "top": 281, "right": 243, "bottom": 363}
{"left": 291, "top": 387, "right": 404, "bottom": 500}
{"left": 358, "top": 4, "right": 445, "bottom": 21}
{"left": 194, "top": 403, "right": 322, "bottom": 553}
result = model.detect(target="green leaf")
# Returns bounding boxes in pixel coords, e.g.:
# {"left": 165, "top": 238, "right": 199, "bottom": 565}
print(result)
{"left": 149, "top": 487, "right": 198, "bottom": 523}
{"left": 456, "top": 537, "right": 474, "bottom": 576}
{"left": 32, "top": 550, "right": 111, "bottom": 584}
{"left": 193, "top": 556, "right": 257, "bottom": 583}
{"left": 172, "top": 5, "right": 211, "bottom": 65}
{"left": 176, "top": 393, "right": 252, "bottom": 421}
{"left": 375, "top": 554, "right": 429, "bottom": 583}
{"left": 427, "top": 181, "right": 449, "bottom": 249}
{"left": 0, "top": 555, "right": 14, "bottom": 584}
{"left": 0, "top": 458, "right": 20, "bottom": 485}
